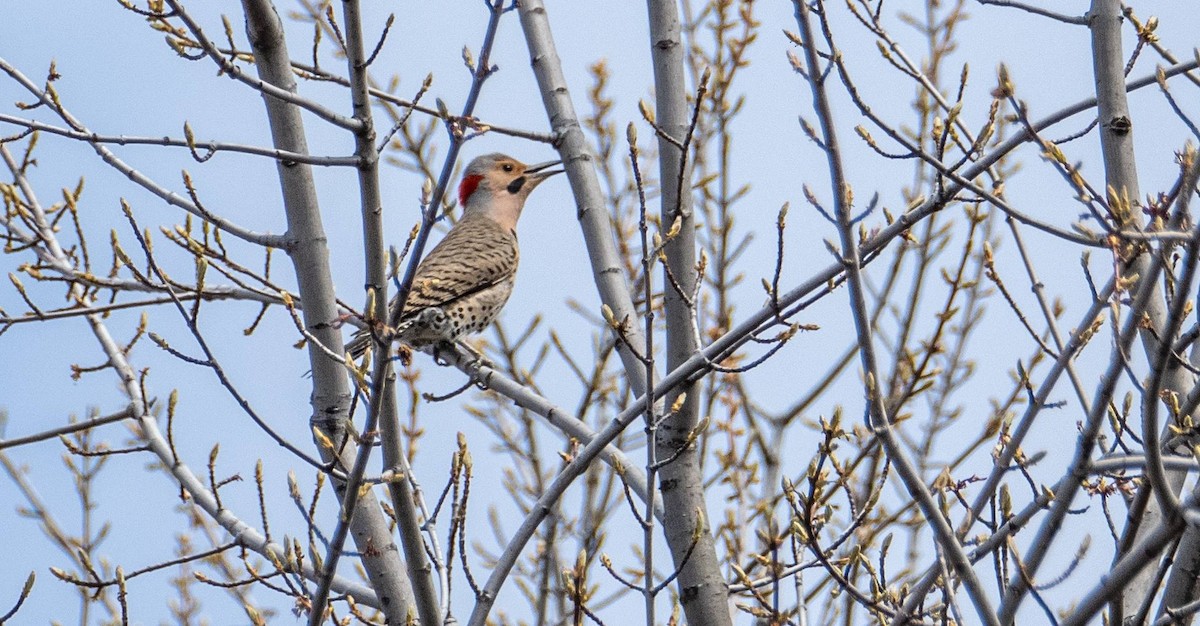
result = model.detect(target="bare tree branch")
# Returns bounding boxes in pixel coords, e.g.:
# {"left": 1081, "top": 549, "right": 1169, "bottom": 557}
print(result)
{"left": 235, "top": 2, "right": 415, "bottom": 623}
{"left": 645, "top": 0, "right": 732, "bottom": 623}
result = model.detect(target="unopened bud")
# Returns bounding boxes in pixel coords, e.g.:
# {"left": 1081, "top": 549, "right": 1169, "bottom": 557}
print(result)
{"left": 638, "top": 100, "right": 654, "bottom": 124}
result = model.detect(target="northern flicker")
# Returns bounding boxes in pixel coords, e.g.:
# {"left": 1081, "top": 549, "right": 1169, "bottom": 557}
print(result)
{"left": 347, "top": 153, "right": 562, "bottom": 360}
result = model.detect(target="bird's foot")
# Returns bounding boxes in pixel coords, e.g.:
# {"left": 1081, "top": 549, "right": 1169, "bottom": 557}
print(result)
{"left": 431, "top": 341, "right": 457, "bottom": 366}
{"left": 457, "top": 341, "right": 496, "bottom": 372}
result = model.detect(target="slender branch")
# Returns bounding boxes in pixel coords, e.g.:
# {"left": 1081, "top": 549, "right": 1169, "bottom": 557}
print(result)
{"left": 1141, "top": 155, "right": 1200, "bottom": 527}
{"left": 0, "top": 114, "right": 359, "bottom": 166}
{"left": 439, "top": 343, "right": 664, "bottom": 521}
{"left": 792, "top": 3, "right": 999, "bottom": 625}
{"left": 164, "top": 0, "right": 362, "bottom": 131}
{"left": 0, "top": 57, "right": 286, "bottom": 248}
{"left": 1059, "top": 500, "right": 1191, "bottom": 626}
{"left": 976, "top": 0, "right": 1088, "bottom": 25}
{"left": 896, "top": 276, "right": 1116, "bottom": 621}
{"left": 0, "top": 406, "right": 134, "bottom": 451}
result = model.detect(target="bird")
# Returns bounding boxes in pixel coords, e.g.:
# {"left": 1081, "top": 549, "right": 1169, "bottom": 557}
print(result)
{"left": 346, "top": 153, "right": 562, "bottom": 362}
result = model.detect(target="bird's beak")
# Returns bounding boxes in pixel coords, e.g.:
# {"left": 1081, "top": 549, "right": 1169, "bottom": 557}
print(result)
{"left": 525, "top": 159, "right": 564, "bottom": 181}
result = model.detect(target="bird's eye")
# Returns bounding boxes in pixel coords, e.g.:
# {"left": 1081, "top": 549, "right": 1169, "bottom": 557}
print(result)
{"left": 502, "top": 164, "right": 514, "bottom": 172}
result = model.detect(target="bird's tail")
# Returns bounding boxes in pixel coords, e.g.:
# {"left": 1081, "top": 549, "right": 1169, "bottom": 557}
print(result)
{"left": 344, "top": 316, "right": 419, "bottom": 361}
{"left": 345, "top": 329, "right": 372, "bottom": 361}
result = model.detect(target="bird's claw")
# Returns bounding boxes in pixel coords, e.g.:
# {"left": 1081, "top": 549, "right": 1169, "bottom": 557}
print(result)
{"left": 472, "top": 369, "right": 494, "bottom": 391}
{"left": 431, "top": 341, "right": 455, "bottom": 366}
{"left": 459, "top": 342, "right": 495, "bottom": 372}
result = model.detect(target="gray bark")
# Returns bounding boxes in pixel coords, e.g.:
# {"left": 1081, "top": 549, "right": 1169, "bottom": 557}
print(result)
{"left": 1085, "top": 0, "right": 1200, "bottom": 622}
{"left": 337, "top": 0, "right": 441, "bottom": 623}
{"left": 646, "top": 1, "right": 733, "bottom": 624}
{"left": 239, "top": 0, "right": 416, "bottom": 621}
{"left": 516, "top": 0, "right": 654, "bottom": 397}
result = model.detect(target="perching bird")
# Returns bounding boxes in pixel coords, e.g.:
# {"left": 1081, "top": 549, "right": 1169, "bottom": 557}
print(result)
{"left": 346, "top": 153, "right": 562, "bottom": 361}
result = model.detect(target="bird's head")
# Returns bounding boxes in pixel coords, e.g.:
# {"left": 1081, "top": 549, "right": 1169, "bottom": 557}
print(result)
{"left": 457, "top": 153, "right": 562, "bottom": 230}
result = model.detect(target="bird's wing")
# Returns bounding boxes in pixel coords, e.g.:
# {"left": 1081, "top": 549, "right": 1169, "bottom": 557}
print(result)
{"left": 345, "top": 217, "right": 517, "bottom": 360}
{"left": 398, "top": 216, "right": 518, "bottom": 317}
